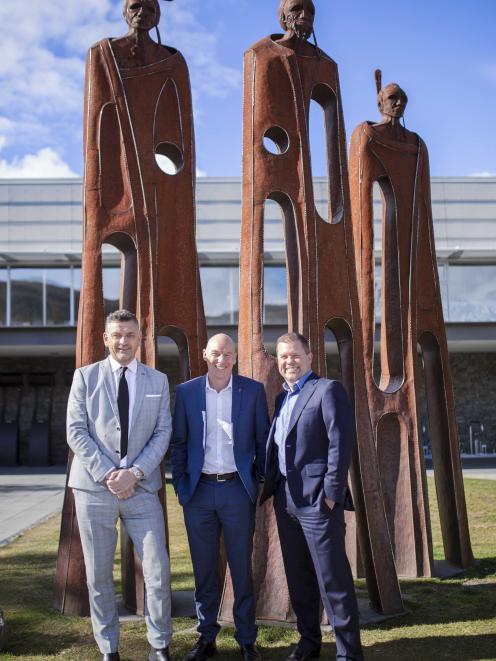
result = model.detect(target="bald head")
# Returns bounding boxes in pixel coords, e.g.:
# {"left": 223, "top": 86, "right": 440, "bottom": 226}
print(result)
{"left": 203, "top": 334, "right": 237, "bottom": 391}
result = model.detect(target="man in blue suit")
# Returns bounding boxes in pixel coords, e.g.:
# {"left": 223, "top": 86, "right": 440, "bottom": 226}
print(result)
{"left": 171, "top": 333, "right": 269, "bottom": 661}
{"left": 260, "top": 333, "right": 363, "bottom": 661}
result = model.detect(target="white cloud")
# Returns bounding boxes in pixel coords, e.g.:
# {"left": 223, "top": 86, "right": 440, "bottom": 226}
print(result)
{"left": 196, "top": 167, "right": 207, "bottom": 178}
{"left": 0, "top": 147, "right": 77, "bottom": 178}
{"left": 0, "top": 0, "right": 240, "bottom": 176}
{"left": 469, "top": 171, "right": 496, "bottom": 177}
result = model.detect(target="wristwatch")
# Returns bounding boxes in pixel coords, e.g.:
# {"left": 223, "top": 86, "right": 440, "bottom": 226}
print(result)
{"left": 130, "top": 465, "right": 145, "bottom": 480}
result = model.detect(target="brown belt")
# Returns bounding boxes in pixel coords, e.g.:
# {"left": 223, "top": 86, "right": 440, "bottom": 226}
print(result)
{"left": 201, "top": 472, "right": 238, "bottom": 483}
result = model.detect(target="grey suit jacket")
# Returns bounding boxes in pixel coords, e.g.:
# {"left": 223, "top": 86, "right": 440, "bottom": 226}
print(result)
{"left": 67, "top": 357, "right": 172, "bottom": 493}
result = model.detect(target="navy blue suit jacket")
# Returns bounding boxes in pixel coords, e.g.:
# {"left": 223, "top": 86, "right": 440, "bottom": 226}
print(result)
{"left": 171, "top": 373, "right": 270, "bottom": 505}
{"left": 260, "top": 373, "right": 355, "bottom": 511}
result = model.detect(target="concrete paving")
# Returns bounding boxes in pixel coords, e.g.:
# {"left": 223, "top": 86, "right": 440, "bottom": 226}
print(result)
{"left": 0, "top": 466, "right": 66, "bottom": 547}
{"left": 426, "top": 468, "right": 496, "bottom": 481}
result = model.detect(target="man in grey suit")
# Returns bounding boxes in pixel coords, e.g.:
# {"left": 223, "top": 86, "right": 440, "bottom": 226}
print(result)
{"left": 67, "top": 309, "right": 172, "bottom": 661}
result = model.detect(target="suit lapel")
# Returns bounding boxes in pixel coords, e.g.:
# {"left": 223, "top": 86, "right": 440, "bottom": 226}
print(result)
{"left": 199, "top": 375, "right": 207, "bottom": 450}
{"left": 130, "top": 362, "right": 147, "bottom": 437}
{"left": 286, "top": 373, "right": 319, "bottom": 436}
{"left": 102, "top": 358, "right": 119, "bottom": 420}
{"left": 231, "top": 373, "right": 243, "bottom": 444}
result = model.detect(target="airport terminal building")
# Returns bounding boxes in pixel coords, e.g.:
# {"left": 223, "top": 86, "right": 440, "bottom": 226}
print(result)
{"left": 0, "top": 176, "right": 495, "bottom": 465}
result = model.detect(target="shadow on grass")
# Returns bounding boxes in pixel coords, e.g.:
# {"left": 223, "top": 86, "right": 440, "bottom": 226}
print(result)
{"left": 2, "top": 628, "right": 92, "bottom": 658}
{"left": 365, "top": 633, "right": 496, "bottom": 660}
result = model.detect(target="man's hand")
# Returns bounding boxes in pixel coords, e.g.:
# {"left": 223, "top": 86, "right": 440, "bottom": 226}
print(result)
{"left": 106, "top": 469, "right": 138, "bottom": 500}
{"left": 325, "top": 498, "right": 336, "bottom": 511}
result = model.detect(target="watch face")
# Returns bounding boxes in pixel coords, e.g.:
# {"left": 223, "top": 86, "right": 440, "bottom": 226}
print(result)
{"left": 132, "top": 467, "right": 144, "bottom": 479}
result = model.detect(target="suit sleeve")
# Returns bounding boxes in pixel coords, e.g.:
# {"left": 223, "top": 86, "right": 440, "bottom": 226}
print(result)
{"left": 321, "top": 380, "right": 354, "bottom": 504}
{"left": 66, "top": 368, "right": 116, "bottom": 483}
{"left": 132, "top": 374, "right": 172, "bottom": 477}
{"left": 255, "top": 383, "right": 270, "bottom": 480}
{"left": 170, "top": 384, "right": 188, "bottom": 492}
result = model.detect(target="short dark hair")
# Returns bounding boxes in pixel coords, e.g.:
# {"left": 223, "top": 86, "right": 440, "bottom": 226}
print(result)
{"left": 105, "top": 309, "right": 140, "bottom": 330}
{"left": 276, "top": 332, "right": 311, "bottom": 354}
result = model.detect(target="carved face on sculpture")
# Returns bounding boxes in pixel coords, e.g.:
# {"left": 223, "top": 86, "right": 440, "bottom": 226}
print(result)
{"left": 123, "top": 0, "right": 161, "bottom": 32}
{"left": 279, "top": 0, "right": 316, "bottom": 41}
{"left": 378, "top": 84, "right": 408, "bottom": 121}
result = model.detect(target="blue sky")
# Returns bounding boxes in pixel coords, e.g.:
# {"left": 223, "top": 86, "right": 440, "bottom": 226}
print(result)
{"left": 0, "top": 0, "right": 494, "bottom": 178}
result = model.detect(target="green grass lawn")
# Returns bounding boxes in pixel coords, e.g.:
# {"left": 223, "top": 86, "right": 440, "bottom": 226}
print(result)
{"left": 0, "top": 479, "right": 495, "bottom": 660}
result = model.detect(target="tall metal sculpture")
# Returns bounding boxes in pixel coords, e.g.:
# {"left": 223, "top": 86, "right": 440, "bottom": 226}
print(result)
{"left": 221, "top": 0, "right": 403, "bottom": 620}
{"left": 54, "top": 0, "right": 207, "bottom": 616}
{"left": 348, "top": 72, "right": 473, "bottom": 576}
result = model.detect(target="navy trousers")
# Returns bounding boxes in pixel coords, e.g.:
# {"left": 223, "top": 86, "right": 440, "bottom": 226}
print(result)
{"left": 183, "top": 475, "right": 257, "bottom": 645}
{"left": 274, "top": 479, "right": 363, "bottom": 660}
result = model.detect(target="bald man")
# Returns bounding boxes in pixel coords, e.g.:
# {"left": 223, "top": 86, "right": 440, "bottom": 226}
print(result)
{"left": 171, "top": 334, "right": 269, "bottom": 661}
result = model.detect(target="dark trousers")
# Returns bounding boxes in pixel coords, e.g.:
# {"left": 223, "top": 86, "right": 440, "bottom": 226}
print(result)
{"left": 183, "top": 475, "right": 257, "bottom": 645}
{"left": 274, "top": 479, "right": 363, "bottom": 660}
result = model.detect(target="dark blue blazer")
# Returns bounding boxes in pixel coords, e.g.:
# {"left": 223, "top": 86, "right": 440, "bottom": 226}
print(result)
{"left": 171, "top": 373, "right": 270, "bottom": 505}
{"left": 260, "top": 373, "right": 355, "bottom": 511}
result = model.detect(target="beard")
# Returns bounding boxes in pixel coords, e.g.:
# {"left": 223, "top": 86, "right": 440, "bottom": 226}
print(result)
{"left": 286, "top": 15, "right": 312, "bottom": 41}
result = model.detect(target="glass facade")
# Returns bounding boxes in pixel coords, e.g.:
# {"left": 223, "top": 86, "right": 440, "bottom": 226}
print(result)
{"left": 0, "top": 268, "right": 6, "bottom": 326}
{"left": 0, "top": 263, "right": 494, "bottom": 327}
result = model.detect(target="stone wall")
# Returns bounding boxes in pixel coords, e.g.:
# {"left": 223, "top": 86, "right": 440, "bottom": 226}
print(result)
{"left": 324, "top": 352, "right": 496, "bottom": 454}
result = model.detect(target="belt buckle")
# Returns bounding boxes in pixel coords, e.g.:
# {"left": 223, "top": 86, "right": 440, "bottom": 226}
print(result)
{"left": 216, "top": 473, "right": 227, "bottom": 483}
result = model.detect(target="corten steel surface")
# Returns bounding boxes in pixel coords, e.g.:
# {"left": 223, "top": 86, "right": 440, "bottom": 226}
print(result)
{"left": 221, "top": 4, "right": 403, "bottom": 620}
{"left": 54, "top": 0, "right": 207, "bottom": 616}
{"left": 349, "top": 75, "right": 473, "bottom": 577}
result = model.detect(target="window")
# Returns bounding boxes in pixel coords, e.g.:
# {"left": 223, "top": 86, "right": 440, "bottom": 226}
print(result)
{"left": 447, "top": 265, "right": 496, "bottom": 322}
{"left": 0, "top": 269, "right": 6, "bottom": 326}
{"left": 102, "top": 267, "right": 121, "bottom": 318}
{"left": 437, "top": 263, "right": 449, "bottom": 319}
{"left": 45, "top": 269, "right": 72, "bottom": 326}
{"left": 263, "top": 266, "right": 288, "bottom": 325}
{"left": 11, "top": 269, "right": 43, "bottom": 326}
{"left": 200, "top": 267, "right": 239, "bottom": 325}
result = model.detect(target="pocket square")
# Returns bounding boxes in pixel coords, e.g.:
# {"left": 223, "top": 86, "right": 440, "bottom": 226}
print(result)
{"left": 146, "top": 394, "right": 163, "bottom": 398}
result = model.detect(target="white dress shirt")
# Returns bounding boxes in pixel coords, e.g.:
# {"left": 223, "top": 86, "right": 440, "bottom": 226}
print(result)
{"left": 109, "top": 355, "right": 137, "bottom": 467}
{"left": 202, "top": 375, "right": 237, "bottom": 474}
{"left": 274, "top": 371, "right": 313, "bottom": 477}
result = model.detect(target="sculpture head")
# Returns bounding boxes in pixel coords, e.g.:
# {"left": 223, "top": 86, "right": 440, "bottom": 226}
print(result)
{"left": 278, "top": 0, "right": 316, "bottom": 42}
{"left": 378, "top": 83, "right": 408, "bottom": 121}
{"left": 123, "top": 0, "right": 162, "bottom": 33}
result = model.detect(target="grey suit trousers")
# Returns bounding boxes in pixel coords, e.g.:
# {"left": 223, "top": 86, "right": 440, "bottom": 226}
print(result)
{"left": 74, "top": 487, "right": 172, "bottom": 654}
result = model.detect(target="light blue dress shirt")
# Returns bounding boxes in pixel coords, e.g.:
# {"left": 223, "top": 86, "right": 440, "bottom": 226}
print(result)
{"left": 274, "top": 371, "right": 313, "bottom": 477}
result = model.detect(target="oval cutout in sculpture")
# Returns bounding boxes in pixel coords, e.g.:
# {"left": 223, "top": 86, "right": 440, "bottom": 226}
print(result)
{"left": 155, "top": 142, "right": 184, "bottom": 175}
{"left": 373, "top": 178, "right": 405, "bottom": 393}
{"left": 263, "top": 126, "right": 290, "bottom": 155}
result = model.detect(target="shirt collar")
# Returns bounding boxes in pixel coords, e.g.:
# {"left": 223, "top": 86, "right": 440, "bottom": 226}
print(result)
{"left": 109, "top": 355, "right": 138, "bottom": 374}
{"left": 206, "top": 374, "right": 233, "bottom": 393}
{"left": 283, "top": 370, "right": 313, "bottom": 394}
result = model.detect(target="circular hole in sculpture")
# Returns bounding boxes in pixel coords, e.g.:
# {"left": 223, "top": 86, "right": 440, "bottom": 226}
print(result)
{"left": 263, "top": 126, "right": 290, "bottom": 155}
{"left": 155, "top": 142, "right": 184, "bottom": 175}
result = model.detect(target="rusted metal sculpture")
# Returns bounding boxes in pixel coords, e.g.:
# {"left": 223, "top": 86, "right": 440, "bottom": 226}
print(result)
{"left": 221, "top": 1, "right": 404, "bottom": 620}
{"left": 54, "top": 0, "right": 207, "bottom": 616}
{"left": 348, "top": 72, "right": 473, "bottom": 576}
